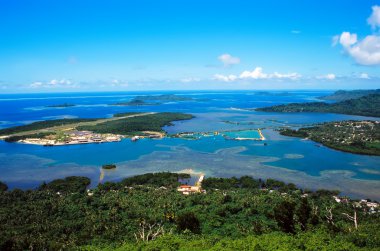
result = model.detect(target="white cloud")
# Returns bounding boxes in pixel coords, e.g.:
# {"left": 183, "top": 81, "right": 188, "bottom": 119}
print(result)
{"left": 213, "top": 74, "right": 238, "bottom": 82}
{"left": 180, "top": 77, "right": 201, "bottom": 83}
{"left": 339, "top": 32, "right": 357, "bottom": 48}
{"left": 334, "top": 6, "right": 380, "bottom": 65}
{"left": 337, "top": 32, "right": 380, "bottom": 65}
{"left": 368, "top": 5, "right": 380, "bottom": 30}
{"left": 218, "top": 54, "right": 240, "bottom": 66}
{"left": 359, "top": 73, "right": 370, "bottom": 79}
{"left": 30, "top": 82, "right": 43, "bottom": 88}
{"left": 214, "top": 67, "right": 301, "bottom": 82}
{"left": 291, "top": 30, "right": 301, "bottom": 34}
{"left": 49, "top": 79, "right": 72, "bottom": 86}
{"left": 317, "top": 74, "right": 336, "bottom": 80}
{"left": 29, "top": 79, "right": 75, "bottom": 88}
{"left": 332, "top": 35, "right": 340, "bottom": 46}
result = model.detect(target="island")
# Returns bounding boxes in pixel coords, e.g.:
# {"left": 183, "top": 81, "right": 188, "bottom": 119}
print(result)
{"left": 0, "top": 172, "right": 378, "bottom": 250}
{"left": 279, "top": 120, "right": 380, "bottom": 155}
{"left": 102, "top": 164, "right": 116, "bottom": 170}
{"left": 134, "top": 94, "right": 194, "bottom": 101}
{"left": 45, "top": 103, "right": 76, "bottom": 108}
{"left": 255, "top": 93, "right": 380, "bottom": 117}
{"left": 111, "top": 99, "right": 161, "bottom": 106}
{"left": 319, "top": 89, "right": 380, "bottom": 101}
{"left": 0, "top": 112, "right": 194, "bottom": 146}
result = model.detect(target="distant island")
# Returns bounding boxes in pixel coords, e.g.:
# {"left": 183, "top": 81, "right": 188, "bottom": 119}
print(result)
{"left": 280, "top": 120, "right": 380, "bottom": 155}
{"left": 0, "top": 172, "right": 378, "bottom": 250}
{"left": 111, "top": 99, "right": 160, "bottom": 106}
{"left": 0, "top": 112, "right": 194, "bottom": 145}
{"left": 45, "top": 103, "right": 76, "bottom": 108}
{"left": 134, "top": 94, "right": 194, "bottom": 101}
{"left": 319, "top": 89, "right": 380, "bottom": 101}
{"left": 102, "top": 164, "right": 116, "bottom": 170}
{"left": 256, "top": 93, "right": 380, "bottom": 117}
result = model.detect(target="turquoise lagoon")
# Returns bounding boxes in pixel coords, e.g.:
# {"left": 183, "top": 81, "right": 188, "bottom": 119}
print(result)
{"left": 0, "top": 91, "right": 379, "bottom": 200}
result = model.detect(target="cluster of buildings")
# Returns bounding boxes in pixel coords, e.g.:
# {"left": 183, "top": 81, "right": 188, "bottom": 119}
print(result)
{"left": 333, "top": 195, "right": 379, "bottom": 213}
{"left": 20, "top": 130, "right": 122, "bottom": 146}
{"left": 177, "top": 174, "right": 206, "bottom": 195}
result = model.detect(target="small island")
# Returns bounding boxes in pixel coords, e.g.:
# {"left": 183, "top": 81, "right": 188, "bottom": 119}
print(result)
{"left": 279, "top": 120, "right": 380, "bottom": 155}
{"left": 46, "top": 103, "right": 76, "bottom": 108}
{"left": 102, "top": 164, "right": 116, "bottom": 170}
{"left": 255, "top": 93, "right": 380, "bottom": 117}
{"left": 111, "top": 99, "right": 160, "bottom": 106}
{"left": 134, "top": 94, "right": 194, "bottom": 101}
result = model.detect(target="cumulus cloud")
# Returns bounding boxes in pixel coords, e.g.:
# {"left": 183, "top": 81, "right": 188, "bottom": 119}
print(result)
{"left": 214, "top": 67, "right": 301, "bottom": 82}
{"left": 334, "top": 6, "right": 380, "bottom": 65}
{"left": 367, "top": 5, "right": 380, "bottom": 30}
{"left": 218, "top": 54, "right": 240, "bottom": 66}
{"left": 336, "top": 32, "right": 380, "bottom": 65}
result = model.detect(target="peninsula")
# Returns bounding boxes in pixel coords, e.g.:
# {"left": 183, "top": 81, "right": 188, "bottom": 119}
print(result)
{"left": 319, "top": 89, "right": 380, "bottom": 101}
{"left": 280, "top": 120, "right": 380, "bottom": 155}
{"left": 255, "top": 93, "right": 380, "bottom": 117}
{"left": 0, "top": 112, "right": 194, "bottom": 146}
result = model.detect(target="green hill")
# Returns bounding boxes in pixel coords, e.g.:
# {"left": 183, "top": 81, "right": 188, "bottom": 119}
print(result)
{"left": 256, "top": 94, "right": 380, "bottom": 117}
{"left": 319, "top": 89, "right": 380, "bottom": 101}
{"left": 0, "top": 173, "right": 379, "bottom": 250}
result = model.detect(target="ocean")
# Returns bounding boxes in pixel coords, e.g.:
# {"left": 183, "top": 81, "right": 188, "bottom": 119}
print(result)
{"left": 0, "top": 90, "right": 379, "bottom": 199}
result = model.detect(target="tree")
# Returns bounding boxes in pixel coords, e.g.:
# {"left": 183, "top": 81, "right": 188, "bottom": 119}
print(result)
{"left": 274, "top": 200, "right": 296, "bottom": 233}
{"left": 0, "top": 181, "right": 8, "bottom": 192}
{"left": 296, "top": 198, "right": 311, "bottom": 231}
{"left": 176, "top": 212, "right": 201, "bottom": 234}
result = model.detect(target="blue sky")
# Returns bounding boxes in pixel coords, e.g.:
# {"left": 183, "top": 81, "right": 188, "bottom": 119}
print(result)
{"left": 0, "top": 0, "right": 380, "bottom": 92}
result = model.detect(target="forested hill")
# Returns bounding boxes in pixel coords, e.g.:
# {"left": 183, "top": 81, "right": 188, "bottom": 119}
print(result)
{"left": 0, "top": 173, "right": 379, "bottom": 250}
{"left": 319, "top": 89, "right": 380, "bottom": 101}
{"left": 256, "top": 94, "right": 380, "bottom": 117}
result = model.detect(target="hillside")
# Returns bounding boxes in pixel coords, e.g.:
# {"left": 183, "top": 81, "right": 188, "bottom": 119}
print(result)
{"left": 256, "top": 94, "right": 380, "bottom": 117}
{"left": 319, "top": 89, "right": 380, "bottom": 101}
{"left": 0, "top": 172, "right": 379, "bottom": 250}
{"left": 279, "top": 120, "right": 380, "bottom": 155}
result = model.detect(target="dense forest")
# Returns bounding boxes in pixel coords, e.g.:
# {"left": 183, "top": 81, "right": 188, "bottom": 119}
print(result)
{"left": 0, "top": 172, "right": 379, "bottom": 250}
{"left": 256, "top": 94, "right": 380, "bottom": 117}
{"left": 77, "top": 112, "right": 194, "bottom": 135}
{"left": 319, "top": 89, "right": 380, "bottom": 101}
{"left": 279, "top": 120, "right": 380, "bottom": 156}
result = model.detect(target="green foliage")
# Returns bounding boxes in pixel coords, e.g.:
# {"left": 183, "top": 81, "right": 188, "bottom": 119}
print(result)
{"left": 274, "top": 200, "right": 296, "bottom": 233}
{"left": 176, "top": 212, "right": 201, "bottom": 234}
{"left": 0, "top": 173, "right": 379, "bottom": 250}
{"left": 121, "top": 172, "right": 190, "bottom": 188}
{"left": 77, "top": 112, "right": 194, "bottom": 135}
{"left": 256, "top": 93, "right": 380, "bottom": 117}
{"left": 112, "top": 99, "right": 160, "bottom": 106}
{"left": 4, "top": 132, "right": 54, "bottom": 142}
{"left": 38, "top": 176, "right": 91, "bottom": 193}
{"left": 319, "top": 89, "right": 380, "bottom": 101}
{"left": 279, "top": 120, "right": 380, "bottom": 155}
{"left": 0, "top": 181, "right": 8, "bottom": 192}
{"left": 0, "top": 118, "right": 98, "bottom": 136}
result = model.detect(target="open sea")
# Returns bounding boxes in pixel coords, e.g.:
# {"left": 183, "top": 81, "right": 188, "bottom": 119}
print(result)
{"left": 0, "top": 90, "right": 379, "bottom": 200}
